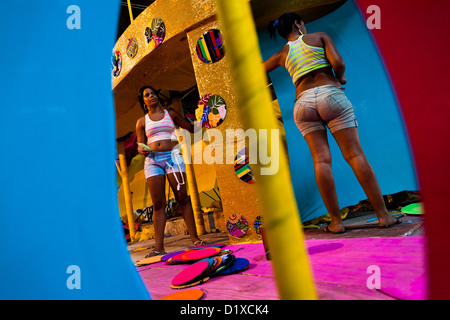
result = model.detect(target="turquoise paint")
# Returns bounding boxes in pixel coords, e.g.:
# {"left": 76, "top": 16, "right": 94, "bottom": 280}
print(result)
{"left": 0, "top": 1, "right": 150, "bottom": 299}
{"left": 257, "top": 1, "right": 417, "bottom": 222}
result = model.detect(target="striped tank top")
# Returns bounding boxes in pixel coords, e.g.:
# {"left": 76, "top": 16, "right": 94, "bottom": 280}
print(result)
{"left": 284, "top": 35, "right": 331, "bottom": 85}
{"left": 145, "top": 109, "right": 177, "bottom": 144}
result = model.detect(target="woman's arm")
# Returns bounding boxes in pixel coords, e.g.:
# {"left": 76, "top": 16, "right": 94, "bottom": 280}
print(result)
{"left": 263, "top": 45, "right": 289, "bottom": 73}
{"left": 168, "top": 109, "right": 197, "bottom": 133}
{"left": 320, "top": 32, "right": 346, "bottom": 84}
{"left": 136, "top": 116, "right": 150, "bottom": 156}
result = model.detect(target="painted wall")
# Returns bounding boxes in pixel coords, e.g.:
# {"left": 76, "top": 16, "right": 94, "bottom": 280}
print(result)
{"left": 353, "top": 0, "right": 450, "bottom": 300}
{"left": 0, "top": 1, "right": 149, "bottom": 299}
{"left": 257, "top": 0, "right": 417, "bottom": 222}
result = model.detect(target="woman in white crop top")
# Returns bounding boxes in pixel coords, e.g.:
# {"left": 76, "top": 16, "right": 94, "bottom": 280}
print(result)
{"left": 136, "top": 86, "right": 206, "bottom": 256}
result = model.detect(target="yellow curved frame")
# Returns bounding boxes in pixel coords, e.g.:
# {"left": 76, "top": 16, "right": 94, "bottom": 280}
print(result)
{"left": 214, "top": 0, "right": 317, "bottom": 300}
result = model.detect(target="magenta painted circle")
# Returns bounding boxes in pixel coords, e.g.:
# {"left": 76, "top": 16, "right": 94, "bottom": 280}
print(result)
{"left": 161, "top": 250, "right": 186, "bottom": 262}
{"left": 171, "top": 247, "right": 221, "bottom": 262}
{"left": 171, "top": 260, "right": 210, "bottom": 286}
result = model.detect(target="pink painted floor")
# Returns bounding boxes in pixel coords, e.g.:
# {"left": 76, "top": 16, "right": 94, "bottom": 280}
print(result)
{"left": 137, "top": 236, "right": 427, "bottom": 300}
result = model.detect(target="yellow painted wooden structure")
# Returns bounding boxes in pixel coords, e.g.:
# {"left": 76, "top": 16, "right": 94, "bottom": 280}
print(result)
{"left": 114, "top": 1, "right": 340, "bottom": 296}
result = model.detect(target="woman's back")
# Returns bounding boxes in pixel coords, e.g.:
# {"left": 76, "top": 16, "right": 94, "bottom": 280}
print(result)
{"left": 264, "top": 30, "right": 343, "bottom": 96}
{"left": 289, "top": 32, "right": 341, "bottom": 94}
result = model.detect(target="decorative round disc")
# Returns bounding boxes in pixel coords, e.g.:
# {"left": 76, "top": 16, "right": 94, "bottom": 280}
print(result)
{"left": 145, "top": 18, "right": 166, "bottom": 48}
{"left": 234, "top": 148, "right": 255, "bottom": 183}
{"left": 226, "top": 214, "right": 248, "bottom": 237}
{"left": 195, "top": 94, "right": 227, "bottom": 128}
{"left": 112, "top": 50, "right": 122, "bottom": 77}
{"left": 196, "top": 29, "right": 224, "bottom": 64}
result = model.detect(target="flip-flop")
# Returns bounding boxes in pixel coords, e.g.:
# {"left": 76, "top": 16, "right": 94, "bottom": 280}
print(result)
{"left": 145, "top": 250, "right": 167, "bottom": 258}
{"left": 323, "top": 225, "right": 346, "bottom": 234}
{"left": 379, "top": 217, "right": 402, "bottom": 228}
{"left": 193, "top": 240, "right": 208, "bottom": 246}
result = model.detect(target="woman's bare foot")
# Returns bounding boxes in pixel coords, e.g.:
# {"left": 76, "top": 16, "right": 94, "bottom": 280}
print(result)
{"left": 378, "top": 213, "right": 402, "bottom": 228}
{"left": 192, "top": 239, "right": 207, "bottom": 246}
{"left": 323, "top": 220, "right": 345, "bottom": 233}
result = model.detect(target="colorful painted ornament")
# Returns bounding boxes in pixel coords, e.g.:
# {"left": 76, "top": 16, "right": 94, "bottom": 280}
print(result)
{"left": 171, "top": 259, "right": 212, "bottom": 288}
{"left": 226, "top": 214, "right": 248, "bottom": 237}
{"left": 218, "top": 258, "right": 250, "bottom": 275}
{"left": 209, "top": 254, "right": 235, "bottom": 276}
{"left": 160, "top": 249, "right": 186, "bottom": 262}
{"left": 195, "top": 94, "right": 227, "bottom": 128}
{"left": 135, "top": 255, "right": 162, "bottom": 267}
{"left": 112, "top": 50, "right": 122, "bottom": 77}
{"left": 254, "top": 215, "right": 263, "bottom": 236}
{"left": 188, "top": 244, "right": 226, "bottom": 250}
{"left": 145, "top": 18, "right": 166, "bottom": 48}
{"left": 166, "top": 247, "right": 222, "bottom": 264}
{"left": 159, "top": 289, "right": 204, "bottom": 300}
{"left": 126, "top": 37, "right": 138, "bottom": 58}
{"left": 401, "top": 202, "right": 423, "bottom": 215}
{"left": 234, "top": 148, "right": 255, "bottom": 183}
{"left": 196, "top": 29, "right": 224, "bottom": 63}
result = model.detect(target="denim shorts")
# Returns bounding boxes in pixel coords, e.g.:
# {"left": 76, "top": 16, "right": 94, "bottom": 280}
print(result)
{"left": 293, "top": 84, "right": 358, "bottom": 137}
{"left": 144, "top": 147, "right": 186, "bottom": 179}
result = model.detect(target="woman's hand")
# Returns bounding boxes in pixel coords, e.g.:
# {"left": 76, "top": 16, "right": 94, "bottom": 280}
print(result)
{"left": 136, "top": 117, "right": 150, "bottom": 156}
{"left": 137, "top": 143, "right": 150, "bottom": 157}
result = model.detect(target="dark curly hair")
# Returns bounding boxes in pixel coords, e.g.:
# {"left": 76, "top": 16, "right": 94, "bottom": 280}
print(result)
{"left": 268, "top": 12, "right": 303, "bottom": 39}
{"left": 137, "top": 86, "right": 172, "bottom": 114}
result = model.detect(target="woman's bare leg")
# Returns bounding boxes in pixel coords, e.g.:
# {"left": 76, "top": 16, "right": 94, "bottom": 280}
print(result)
{"left": 304, "top": 130, "right": 345, "bottom": 233}
{"left": 167, "top": 172, "right": 203, "bottom": 244}
{"left": 332, "top": 127, "right": 398, "bottom": 227}
{"left": 146, "top": 175, "right": 167, "bottom": 252}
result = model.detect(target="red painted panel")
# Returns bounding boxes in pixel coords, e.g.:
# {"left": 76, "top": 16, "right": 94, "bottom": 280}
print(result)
{"left": 354, "top": 0, "right": 450, "bottom": 299}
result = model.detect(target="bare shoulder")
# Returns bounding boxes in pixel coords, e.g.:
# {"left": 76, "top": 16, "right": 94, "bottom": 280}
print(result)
{"left": 280, "top": 43, "right": 289, "bottom": 57}
{"left": 308, "top": 31, "right": 330, "bottom": 38}
{"left": 136, "top": 115, "right": 146, "bottom": 127}
{"left": 302, "top": 32, "right": 327, "bottom": 47}
{"left": 168, "top": 108, "right": 180, "bottom": 120}
{"left": 274, "top": 44, "right": 289, "bottom": 62}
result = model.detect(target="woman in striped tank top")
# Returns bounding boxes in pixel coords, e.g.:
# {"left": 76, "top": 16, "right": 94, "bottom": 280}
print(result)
{"left": 264, "top": 13, "right": 401, "bottom": 233}
{"left": 136, "top": 86, "right": 206, "bottom": 256}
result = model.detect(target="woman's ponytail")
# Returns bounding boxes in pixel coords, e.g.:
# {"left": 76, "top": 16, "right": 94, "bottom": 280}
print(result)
{"left": 268, "top": 20, "right": 279, "bottom": 39}
{"left": 268, "top": 12, "right": 303, "bottom": 40}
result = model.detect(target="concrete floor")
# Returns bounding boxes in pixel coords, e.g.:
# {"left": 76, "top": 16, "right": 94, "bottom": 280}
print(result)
{"left": 127, "top": 208, "right": 426, "bottom": 300}
{"left": 127, "top": 210, "right": 424, "bottom": 264}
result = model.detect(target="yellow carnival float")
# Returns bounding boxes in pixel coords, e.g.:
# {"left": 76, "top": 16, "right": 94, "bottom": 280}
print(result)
{"left": 113, "top": 0, "right": 345, "bottom": 299}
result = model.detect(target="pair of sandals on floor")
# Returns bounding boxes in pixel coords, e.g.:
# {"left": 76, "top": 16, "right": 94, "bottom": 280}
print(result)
{"left": 323, "top": 217, "right": 402, "bottom": 234}
{"left": 145, "top": 240, "right": 207, "bottom": 258}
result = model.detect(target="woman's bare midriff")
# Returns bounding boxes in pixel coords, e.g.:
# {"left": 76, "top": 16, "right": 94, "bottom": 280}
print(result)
{"left": 295, "top": 67, "right": 341, "bottom": 97}
{"left": 148, "top": 139, "right": 179, "bottom": 152}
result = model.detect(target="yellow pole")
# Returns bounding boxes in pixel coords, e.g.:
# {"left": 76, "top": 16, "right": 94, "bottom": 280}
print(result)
{"left": 176, "top": 128, "right": 207, "bottom": 236}
{"left": 170, "top": 97, "right": 207, "bottom": 235}
{"left": 127, "top": 0, "right": 134, "bottom": 23}
{"left": 184, "top": 149, "right": 207, "bottom": 236}
{"left": 214, "top": 0, "right": 317, "bottom": 299}
{"left": 117, "top": 141, "right": 136, "bottom": 242}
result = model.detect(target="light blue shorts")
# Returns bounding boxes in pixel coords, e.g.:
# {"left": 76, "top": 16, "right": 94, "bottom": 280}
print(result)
{"left": 293, "top": 84, "right": 358, "bottom": 137}
{"left": 144, "top": 147, "right": 186, "bottom": 180}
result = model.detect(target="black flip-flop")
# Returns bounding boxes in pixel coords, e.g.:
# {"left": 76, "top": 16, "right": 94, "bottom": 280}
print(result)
{"left": 145, "top": 250, "right": 167, "bottom": 258}
{"left": 379, "top": 217, "right": 402, "bottom": 228}
{"left": 323, "top": 225, "right": 346, "bottom": 234}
